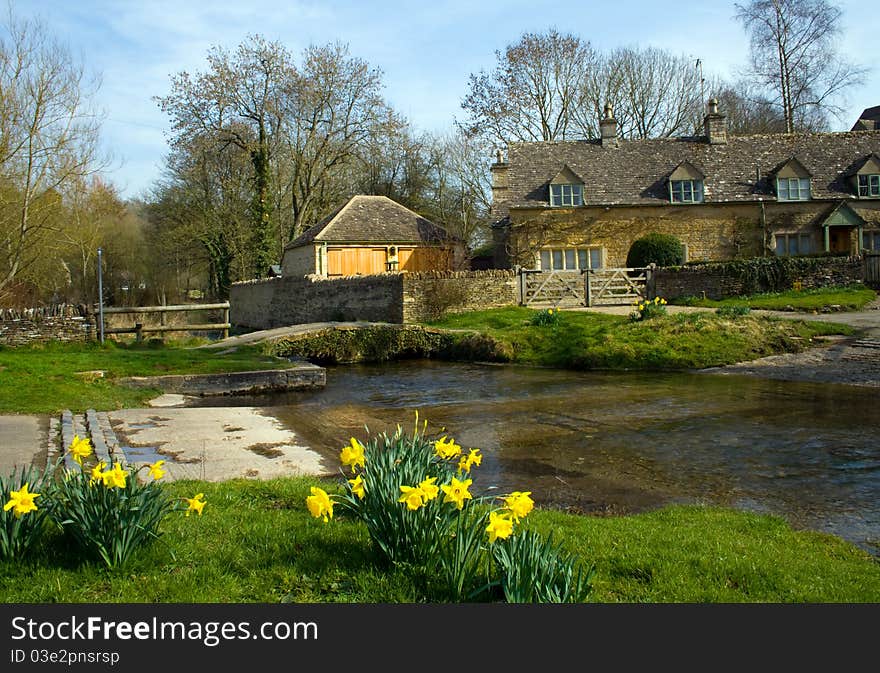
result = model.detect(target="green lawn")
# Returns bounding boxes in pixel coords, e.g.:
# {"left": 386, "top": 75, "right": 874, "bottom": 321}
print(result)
{"left": 0, "top": 340, "right": 290, "bottom": 414}
{"left": 0, "top": 476, "right": 876, "bottom": 603}
{"left": 674, "top": 283, "right": 877, "bottom": 312}
{"left": 428, "top": 307, "right": 852, "bottom": 370}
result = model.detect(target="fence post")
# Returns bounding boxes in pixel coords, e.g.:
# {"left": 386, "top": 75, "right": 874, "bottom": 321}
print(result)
{"left": 223, "top": 304, "right": 230, "bottom": 339}
{"left": 135, "top": 323, "right": 143, "bottom": 343}
{"left": 585, "top": 271, "right": 592, "bottom": 307}
{"left": 516, "top": 266, "right": 524, "bottom": 305}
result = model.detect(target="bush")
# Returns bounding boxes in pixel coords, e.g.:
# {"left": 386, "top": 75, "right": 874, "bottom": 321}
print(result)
{"left": 626, "top": 232, "right": 685, "bottom": 268}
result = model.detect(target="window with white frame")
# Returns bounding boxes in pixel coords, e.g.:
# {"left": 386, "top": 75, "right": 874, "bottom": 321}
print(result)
{"left": 776, "top": 177, "right": 811, "bottom": 201}
{"left": 775, "top": 233, "right": 812, "bottom": 256}
{"left": 539, "top": 247, "right": 603, "bottom": 271}
{"left": 858, "top": 174, "right": 880, "bottom": 197}
{"left": 669, "top": 179, "right": 704, "bottom": 203}
{"left": 549, "top": 184, "right": 584, "bottom": 207}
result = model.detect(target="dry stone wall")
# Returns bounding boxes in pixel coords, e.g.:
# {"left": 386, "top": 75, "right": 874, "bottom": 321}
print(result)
{"left": 0, "top": 305, "right": 95, "bottom": 346}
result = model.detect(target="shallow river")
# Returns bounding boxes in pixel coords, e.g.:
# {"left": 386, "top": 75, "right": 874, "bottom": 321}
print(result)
{"left": 193, "top": 360, "right": 879, "bottom": 554}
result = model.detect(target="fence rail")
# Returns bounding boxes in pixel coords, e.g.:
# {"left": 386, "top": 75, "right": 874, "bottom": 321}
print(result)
{"left": 97, "top": 302, "right": 230, "bottom": 341}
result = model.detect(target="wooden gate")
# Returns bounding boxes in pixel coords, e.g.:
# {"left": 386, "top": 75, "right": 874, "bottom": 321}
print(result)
{"left": 585, "top": 268, "right": 648, "bottom": 306}
{"left": 519, "top": 270, "right": 585, "bottom": 307}
{"left": 865, "top": 251, "right": 880, "bottom": 288}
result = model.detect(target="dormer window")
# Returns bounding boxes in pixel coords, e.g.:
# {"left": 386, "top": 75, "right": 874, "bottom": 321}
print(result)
{"left": 774, "top": 157, "right": 812, "bottom": 201}
{"left": 858, "top": 174, "right": 880, "bottom": 197}
{"left": 777, "top": 177, "right": 811, "bottom": 201}
{"left": 670, "top": 180, "right": 704, "bottom": 203}
{"left": 668, "top": 161, "right": 705, "bottom": 204}
{"left": 549, "top": 165, "right": 584, "bottom": 207}
{"left": 550, "top": 184, "right": 583, "bottom": 207}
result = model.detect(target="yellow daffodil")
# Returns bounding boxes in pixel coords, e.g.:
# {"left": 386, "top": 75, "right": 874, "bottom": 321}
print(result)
{"left": 3, "top": 482, "right": 40, "bottom": 518}
{"left": 485, "top": 510, "right": 514, "bottom": 543}
{"left": 148, "top": 460, "right": 166, "bottom": 480}
{"left": 660, "top": 298, "right": 667, "bottom": 305}
{"left": 547, "top": 308, "right": 554, "bottom": 315}
{"left": 441, "top": 476, "right": 473, "bottom": 510}
{"left": 348, "top": 474, "right": 365, "bottom": 500}
{"left": 89, "top": 460, "right": 107, "bottom": 484}
{"left": 434, "top": 435, "right": 462, "bottom": 460}
{"left": 185, "top": 492, "right": 207, "bottom": 517}
{"left": 68, "top": 435, "right": 93, "bottom": 466}
{"left": 339, "top": 437, "right": 366, "bottom": 472}
{"left": 503, "top": 491, "right": 534, "bottom": 522}
{"left": 306, "top": 487, "right": 332, "bottom": 521}
{"left": 398, "top": 485, "right": 426, "bottom": 511}
{"left": 102, "top": 462, "right": 127, "bottom": 489}
{"left": 418, "top": 476, "right": 439, "bottom": 501}
{"left": 457, "top": 448, "right": 482, "bottom": 473}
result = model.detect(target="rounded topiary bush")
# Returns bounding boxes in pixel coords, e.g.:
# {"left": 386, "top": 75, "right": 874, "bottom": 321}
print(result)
{"left": 626, "top": 232, "right": 686, "bottom": 268}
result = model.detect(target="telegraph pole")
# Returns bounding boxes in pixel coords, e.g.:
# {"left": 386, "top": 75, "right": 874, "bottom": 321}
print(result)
{"left": 97, "top": 247, "right": 105, "bottom": 343}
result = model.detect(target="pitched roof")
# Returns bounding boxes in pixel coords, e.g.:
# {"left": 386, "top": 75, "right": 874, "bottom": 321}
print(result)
{"left": 286, "top": 195, "right": 449, "bottom": 248}
{"left": 852, "top": 106, "right": 880, "bottom": 131}
{"left": 498, "top": 130, "right": 880, "bottom": 213}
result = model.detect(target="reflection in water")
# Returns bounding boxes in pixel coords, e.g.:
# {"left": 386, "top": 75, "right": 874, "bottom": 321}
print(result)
{"left": 191, "top": 361, "right": 879, "bottom": 554}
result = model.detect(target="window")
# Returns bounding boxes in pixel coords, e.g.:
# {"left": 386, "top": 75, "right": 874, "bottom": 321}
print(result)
{"left": 776, "top": 177, "right": 811, "bottom": 201}
{"left": 550, "top": 184, "right": 584, "bottom": 207}
{"left": 775, "top": 233, "right": 812, "bottom": 256}
{"left": 669, "top": 179, "right": 704, "bottom": 203}
{"left": 539, "top": 247, "right": 602, "bottom": 270}
{"left": 858, "top": 174, "right": 880, "bottom": 197}
{"left": 864, "top": 231, "right": 880, "bottom": 251}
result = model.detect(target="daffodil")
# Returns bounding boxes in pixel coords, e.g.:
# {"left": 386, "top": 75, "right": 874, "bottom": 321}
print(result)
{"left": 418, "top": 476, "right": 439, "bottom": 501}
{"left": 68, "top": 435, "right": 93, "bottom": 466}
{"left": 434, "top": 435, "right": 462, "bottom": 459}
{"left": 305, "top": 487, "right": 332, "bottom": 522}
{"left": 399, "top": 485, "right": 426, "bottom": 511}
{"left": 148, "top": 460, "right": 166, "bottom": 480}
{"left": 102, "top": 462, "right": 127, "bottom": 489}
{"left": 441, "top": 476, "right": 473, "bottom": 510}
{"left": 348, "top": 474, "right": 365, "bottom": 500}
{"left": 457, "top": 448, "right": 482, "bottom": 473}
{"left": 89, "top": 460, "right": 107, "bottom": 484}
{"left": 339, "top": 437, "right": 366, "bottom": 472}
{"left": 503, "top": 491, "right": 534, "bottom": 522}
{"left": 3, "top": 482, "right": 40, "bottom": 518}
{"left": 547, "top": 308, "right": 554, "bottom": 315}
{"left": 185, "top": 492, "right": 207, "bottom": 517}
{"left": 485, "top": 510, "right": 514, "bottom": 543}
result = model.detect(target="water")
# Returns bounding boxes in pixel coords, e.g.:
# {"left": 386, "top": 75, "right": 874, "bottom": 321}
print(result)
{"left": 189, "top": 360, "right": 880, "bottom": 554}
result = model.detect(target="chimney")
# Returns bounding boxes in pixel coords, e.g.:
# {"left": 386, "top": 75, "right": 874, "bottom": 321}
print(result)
{"left": 600, "top": 103, "right": 618, "bottom": 147}
{"left": 489, "top": 148, "right": 509, "bottom": 214}
{"left": 704, "top": 98, "right": 727, "bottom": 145}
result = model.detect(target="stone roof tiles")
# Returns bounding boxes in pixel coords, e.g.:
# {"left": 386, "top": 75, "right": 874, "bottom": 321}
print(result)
{"left": 286, "top": 195, "right": 449, "bottom": 248}
{"left": 502, "top": 130, "right": 880, "bottom": 209}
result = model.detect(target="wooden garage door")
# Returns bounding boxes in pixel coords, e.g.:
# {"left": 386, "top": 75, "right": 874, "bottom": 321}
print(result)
{"left": 327, "top": 248, "right": 387, "bottom": 276}
{"left": 398, "top": 247, "right": 452, "bottom": 272}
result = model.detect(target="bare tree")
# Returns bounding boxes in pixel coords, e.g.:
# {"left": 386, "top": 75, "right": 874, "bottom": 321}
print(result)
{"left": 734, "top": 0, "right": 867, "bottom": 132}
{"left": 460, "top": 29, "right": 599, "bottom": 145}
{"left": 0, "top": 5, "right": 104, "bottom": 297}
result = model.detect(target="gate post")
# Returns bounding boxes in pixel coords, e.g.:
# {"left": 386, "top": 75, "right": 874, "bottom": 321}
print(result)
{"left": 585, "top": 270, "right": 592, "bottom": 307}
{"left": 646, "top": 263, "right": 656, "bottom": 299}
{"left": 516, "top": 266, "right": 524, "bottom": 305}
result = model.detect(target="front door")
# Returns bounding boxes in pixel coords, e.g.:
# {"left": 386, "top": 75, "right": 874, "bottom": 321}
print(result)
{"left": 829, "top": 227, "right": 853, "bottom": 254}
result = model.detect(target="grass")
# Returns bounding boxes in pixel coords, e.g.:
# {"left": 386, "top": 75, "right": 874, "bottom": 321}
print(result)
{"left": 0, "top": 476, "right": 876, "bottom": 603}
{"left": 428, "top": 307, "right": 853, "bottom": 370}
{"left": 675, "top": 283, "right": 877, "bottom": 312}
{"left": 0, "top": 340, "right": 290, "bottom": 414}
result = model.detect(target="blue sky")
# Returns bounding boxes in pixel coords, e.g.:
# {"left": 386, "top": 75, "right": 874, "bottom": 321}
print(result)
{"left": 13, "top": 0, "right": 878, "bottom": 200}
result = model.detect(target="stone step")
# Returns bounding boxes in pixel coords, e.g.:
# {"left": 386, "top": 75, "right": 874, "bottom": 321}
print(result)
{"left": 57, "top": 409, "right": 128, "bottom": 472}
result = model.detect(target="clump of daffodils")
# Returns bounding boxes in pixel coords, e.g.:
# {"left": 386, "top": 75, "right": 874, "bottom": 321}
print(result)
{"left": 305, "top": 412, "right": 593, "bottom": 603}
{"left": 630, "top": 296, "right": 668, "bottom": 322}
{"left": 530, "top": 307, "right": 561, "bottom": 327}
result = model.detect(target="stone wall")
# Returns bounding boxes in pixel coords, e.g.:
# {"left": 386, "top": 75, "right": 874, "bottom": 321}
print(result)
{"left": 0, "top": 305, "right": 95, "bottom": 346}
{"left": 230, "top": 270, "right": 518, "bottom": 329}
{"left": 402, "top": 270, "right": 518, "bottom": 323}
{"left": 653, "top": 256, "right": 865, "bottom": 300}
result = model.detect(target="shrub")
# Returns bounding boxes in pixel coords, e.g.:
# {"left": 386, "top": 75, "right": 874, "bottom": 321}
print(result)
{"left": 626, "top": 232, "right": 685, "bottom": 268}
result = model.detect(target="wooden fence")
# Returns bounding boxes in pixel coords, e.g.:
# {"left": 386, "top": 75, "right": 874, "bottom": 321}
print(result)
{"left": 99, "top": 302, "right": 231, "bottom": 341}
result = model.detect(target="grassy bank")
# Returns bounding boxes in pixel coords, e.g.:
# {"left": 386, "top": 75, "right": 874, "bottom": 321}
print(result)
{"left": 0, "top": 340, "right": 291, "bottom": 414}
{"left": 675, "top": 283, "right": 877, "bottom": 312}
{"left": 0, "top": 476, "right": 876, "bottom": 603}
{"left": 427, "top": 307, "right": 852, "bottom": 370}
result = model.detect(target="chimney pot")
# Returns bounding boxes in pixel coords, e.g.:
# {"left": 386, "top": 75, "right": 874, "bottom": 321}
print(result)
{"left": 708, "top": 98, "right": 719, "bottom": 115}
{"left": 599, "top": 102, "right": 618, "bottom": 147}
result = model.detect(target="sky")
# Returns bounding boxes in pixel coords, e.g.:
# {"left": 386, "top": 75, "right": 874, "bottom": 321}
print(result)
{"left": 11, "top": 0, "right": 879, "bottom": 201}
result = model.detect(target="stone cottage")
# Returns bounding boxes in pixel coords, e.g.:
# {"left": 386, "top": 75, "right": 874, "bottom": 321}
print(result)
{"left": 491, "top": 100, "right": 880, "bottom": 270}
